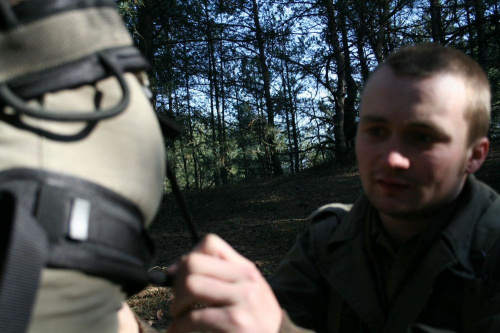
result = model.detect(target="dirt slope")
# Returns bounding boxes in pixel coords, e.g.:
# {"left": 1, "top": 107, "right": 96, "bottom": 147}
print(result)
{"left": 130, "top": 138, "right": 500, "bottom": 328}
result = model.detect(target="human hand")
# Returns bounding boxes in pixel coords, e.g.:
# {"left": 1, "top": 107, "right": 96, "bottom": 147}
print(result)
{"left": 168, "top": 234, "right": 283, "bottom": 333}
{"left": 118, "top": 302, "right": 139, "bottom": 333}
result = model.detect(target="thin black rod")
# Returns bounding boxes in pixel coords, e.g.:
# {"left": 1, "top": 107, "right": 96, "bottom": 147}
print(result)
{"left": 165, "top": 162, "right": 200, "bottom": 245}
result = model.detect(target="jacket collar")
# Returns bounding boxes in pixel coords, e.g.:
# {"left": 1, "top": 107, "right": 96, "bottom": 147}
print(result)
{"left": 327, "top": 176, "right": 496, "bottom": 276}
{"left": 438, "top": 176, "right": 497, "bottom": 278}
{"left": 317, "top": 175, "right": 497, "bottom": 332}
{"left": 326, "top": 194, "right": 368, "bottom": 248}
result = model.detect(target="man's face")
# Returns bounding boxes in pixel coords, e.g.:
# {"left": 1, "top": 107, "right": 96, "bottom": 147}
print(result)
{"left": 356, "top": 66, "right": 473, "bottom": 220}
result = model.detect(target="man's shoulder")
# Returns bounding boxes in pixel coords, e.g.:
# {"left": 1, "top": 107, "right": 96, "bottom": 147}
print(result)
{"left": 472, "top": 191, "right": 500, "bottom": 253}
{"left": 303, "top": 203, "right": 354, "bottom": 250}
{"left": 308, "top": 203, "right": 353, "bottom": 224}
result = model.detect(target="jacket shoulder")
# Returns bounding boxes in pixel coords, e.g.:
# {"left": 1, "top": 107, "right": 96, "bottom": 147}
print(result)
{"left": 473, "top": 195, "right": 500, "bottom": 253}
{"left": 305, "top": 203, "right": 353, "bottom": 250}
{"left": 308, "top": 203, "right": 353, "bottom": 224}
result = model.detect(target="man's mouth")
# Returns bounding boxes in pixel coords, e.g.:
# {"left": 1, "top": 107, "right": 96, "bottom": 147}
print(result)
{"left": 375, "top": 177, "right": 412, "bottom": 193}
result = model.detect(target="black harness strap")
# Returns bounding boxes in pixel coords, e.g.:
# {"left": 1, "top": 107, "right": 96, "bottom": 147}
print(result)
{"left": 0, "top": 163, "right": 200, "bottom": 331}
{"left": 0, "top": 169, "right": 155, "bottom": 295}
{"left": 0, "top": 52, "right": 131, "bottom": 122}
{"left": 0, "top": 0, "right": 18, "bottom": 30}
{"left": 10, "top": 0, "right": 115, "bottom": 26}
{"left": 0, "top": 191, "right": 49, "bottom": 333}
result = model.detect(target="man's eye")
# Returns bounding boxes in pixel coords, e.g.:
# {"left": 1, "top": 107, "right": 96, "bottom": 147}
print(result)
{"left": 410, "top": 133, "right": 436, "bottom": 144}
{"left": 366, "top": 127, "right": 387, "bottom": 138}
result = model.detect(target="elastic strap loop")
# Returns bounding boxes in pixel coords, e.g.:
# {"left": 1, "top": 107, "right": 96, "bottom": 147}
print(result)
{"left": 0, "top": 52, "right": 130, "bottom": 122}
{"left": 0, "top": 0, "right": 18, "bottom": 30}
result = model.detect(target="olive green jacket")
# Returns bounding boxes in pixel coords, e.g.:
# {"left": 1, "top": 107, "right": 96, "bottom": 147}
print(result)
{"left": 271, "top": 176, "right": 500, "bottom": 333}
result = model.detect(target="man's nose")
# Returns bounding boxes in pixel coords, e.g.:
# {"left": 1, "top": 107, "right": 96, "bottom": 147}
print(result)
{"left": 384, "top": 150, "right": 410, "bottom": 169}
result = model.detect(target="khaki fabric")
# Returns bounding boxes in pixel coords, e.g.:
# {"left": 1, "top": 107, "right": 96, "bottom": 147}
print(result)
{"left": 1, "top": 3, "right": 164, "bottom": 333}
{"left": 27, "top": 269, "right": 124, "bottom": 333}
{"left": 0, "top": 73, "right": 165, "bottom": 224}
{"left": 0, "top": 7, "right": 132, "bottom": 82}
{"left": 0, "top": 73, "right": 165, "bottom": 332}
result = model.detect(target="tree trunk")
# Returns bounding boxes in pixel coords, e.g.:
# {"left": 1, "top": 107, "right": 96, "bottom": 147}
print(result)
{"left": 429, "top": 0, "right": 445, "bottom": 44}
{"left": 218, "top": 38, "right": 228, "bottom": 184}
{"left": 360, "top": 0, "right": 390, "bottom": 63}
{"left": 495, "top": 2, "right": 500, "bottom": 56}
{"left": 322, "top": 0, "right": 348, "bottom": 157}
{"left": 472, "top": 0, "right": 488, "bottom": 71}
{"left": 136, "top": 0, "right": 157, "bottom": 103}
{"left": 314, "top": 106, "right": 326, "bottom": 163}
{"left": 282, "top": 73, "right": 294, "bottom": 174}
{"left": 290, "top": 104, "right": 300, "bottom": 172}
{"left": 284, "top": 61, "right": 300, "bottom": 172}
{"left": 184, "top": 44, "right": 199, "bottom": 190}
{"left": 466, "top": 3, "right": 476, "bottom": 57}
{"left": 204, "top": 0, "right": 220, "bottom": 186}
{"left": 339, "top": 0, "right": 358, "bottom": 148}
{"left": 375, "top": 0, "right": 390, "bottom": 62}
{"left": 179, "top": 141, "right": 190, "bottom": 190}
{"left": 235, "top": 88, "right": 249, "bottom": 180}
{"left": 251, "top": 0, "right": 283, "bottom": 176}
{"left": 355, "top": 29, "right": 370, "bottom": 83}
{"left": 171, "top": 90, "right": 190, "bottom": 190}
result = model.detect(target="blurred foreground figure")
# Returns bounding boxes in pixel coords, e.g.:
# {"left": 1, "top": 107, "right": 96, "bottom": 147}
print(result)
{"left": 0, "top": 0, "right": 166, "bottom": 332}
{"left": 169, "top": 43, "right": 500, "bottom": 333}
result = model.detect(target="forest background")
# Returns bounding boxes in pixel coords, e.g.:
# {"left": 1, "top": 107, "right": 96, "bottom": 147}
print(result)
{"left": 117, "top": 0, "right": 500, "bottom": 188}
{"left": 116, "top": 0, "right": 500, "bottom": 328}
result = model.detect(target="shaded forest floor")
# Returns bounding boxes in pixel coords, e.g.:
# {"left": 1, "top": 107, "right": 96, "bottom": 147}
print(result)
{"left": 128, "top": 138, "right": 500, "bottom": 329}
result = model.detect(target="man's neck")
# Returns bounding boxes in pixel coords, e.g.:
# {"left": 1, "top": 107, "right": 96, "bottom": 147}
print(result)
{"left": 378, "top": 187, "right": 468, "bottom": 246}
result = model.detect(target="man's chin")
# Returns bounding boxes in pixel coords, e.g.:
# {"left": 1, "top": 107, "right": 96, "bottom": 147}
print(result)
{"left": 380, "top": 209, "right": 424, "bottom": 221}
{"left": 372, "top": 201, "right": 426, "bottom": 221}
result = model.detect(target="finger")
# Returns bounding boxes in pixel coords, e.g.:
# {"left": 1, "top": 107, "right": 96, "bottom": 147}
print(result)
{"left": 168, "top": 307, "right": 236, "bottom": 333}
{"left": 195, "top": 234, "right": 253, "bottom": 266}
{"left": 171, "top": 274, "right": 239, "bottom": 317}
{"left": 117, "top": 302, "right": 139, "bottom": 333}
{"left": 175, "top": 252, "right": 255, "bottom": 283}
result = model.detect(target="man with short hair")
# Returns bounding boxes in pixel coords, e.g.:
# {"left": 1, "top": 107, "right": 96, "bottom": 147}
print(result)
{"left": 168, "top": 43, "right": 500, "bottom": 333}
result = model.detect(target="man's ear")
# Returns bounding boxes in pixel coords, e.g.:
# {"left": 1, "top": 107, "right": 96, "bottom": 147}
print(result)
{"left": 466, "top": 137, "right": 489, "bottom": 174}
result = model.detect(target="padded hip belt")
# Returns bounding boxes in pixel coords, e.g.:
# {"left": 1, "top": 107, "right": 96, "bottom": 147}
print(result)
{"left": 0, "top": 168, "right": 156, "bottom": 333}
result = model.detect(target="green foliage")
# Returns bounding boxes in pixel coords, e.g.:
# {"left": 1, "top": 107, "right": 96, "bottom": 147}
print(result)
{"left": 117, "top": 0, "right": 500, "bottom": 190}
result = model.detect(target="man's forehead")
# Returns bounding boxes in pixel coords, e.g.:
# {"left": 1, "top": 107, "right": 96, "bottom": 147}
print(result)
{"left": 359, "top": 114, "right": 443, "bottom": 129}
{"left": 362, "top": 67, "right": 467, "bottom": 105}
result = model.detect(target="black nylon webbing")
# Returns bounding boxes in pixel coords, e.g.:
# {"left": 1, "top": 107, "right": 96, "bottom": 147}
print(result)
{"left": 0, "top": 191, "right": 49, "bottom": 333}
{"left": 0, "top": 168, "right": 155, "bottom": 295}
{"left": 11, "top": 0, "right": 115, "bottom": 26}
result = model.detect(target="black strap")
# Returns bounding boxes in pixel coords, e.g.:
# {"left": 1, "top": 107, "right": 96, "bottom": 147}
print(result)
{"left": 11, "top": 0, "right": 115, "bottom": 26}
{"left": 0, "top": 0, "right": 18, "bottom": 31}
{"left": 0, "top": 168, "right": 167, "bottom": 331}
{"left": 0, "top": 52, "right": 130, "bottom": 122}
{"left": 0, "top": 191, "right": 49, "bottom": 333}
{"left": 4, "top": 47, "right": 148, "bottom": 102}
{"left": 0, "top": 168, "right": 154, "bottom": 294}
{"left": 166, "top": 162, "right": 200, "bottom": 245}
